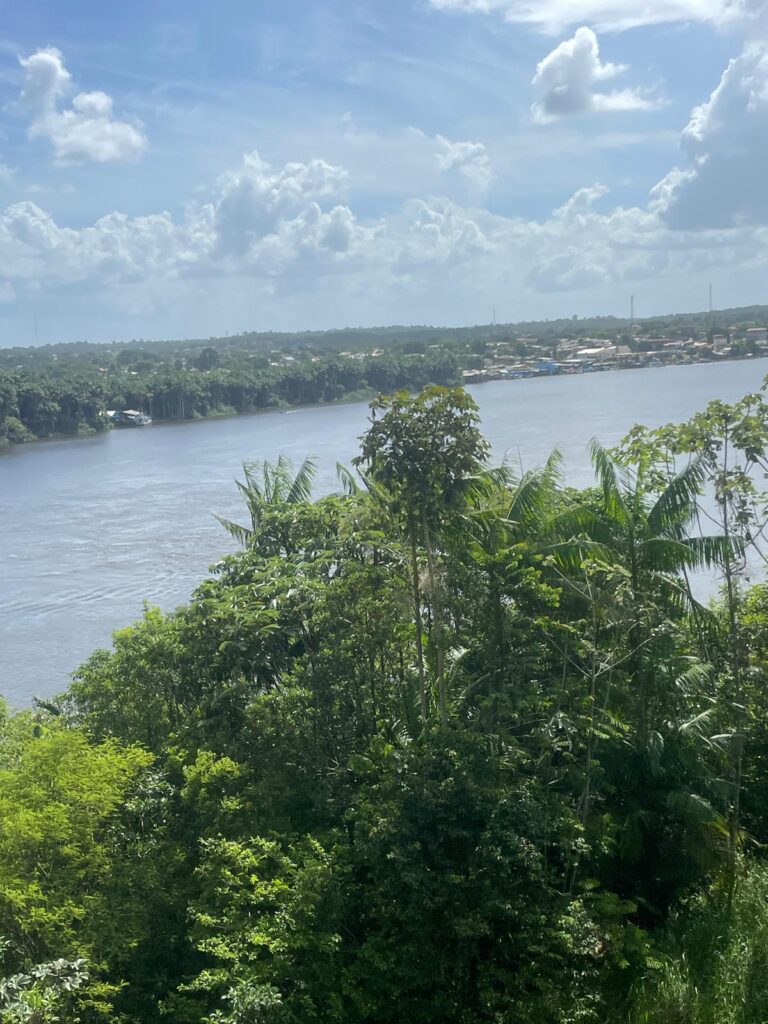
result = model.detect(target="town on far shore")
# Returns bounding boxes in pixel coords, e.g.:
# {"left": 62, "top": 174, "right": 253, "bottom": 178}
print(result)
{"left": 460, "top": 323, "right": 768, "bottom": 384}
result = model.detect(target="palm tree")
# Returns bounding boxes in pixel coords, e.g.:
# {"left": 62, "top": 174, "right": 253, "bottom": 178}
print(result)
{"left": 455, "top": 453, "right": 561, "bottom": 710}
{"left": 216, "top": 455, "right": 317, "bottom": 555}
{"left": 572, "top": 441, "right": 734, "bottom": 740}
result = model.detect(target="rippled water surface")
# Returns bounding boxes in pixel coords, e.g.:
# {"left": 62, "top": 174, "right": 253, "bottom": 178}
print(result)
{"left": 2, "top": 358, "right": 767, "bottom": 705}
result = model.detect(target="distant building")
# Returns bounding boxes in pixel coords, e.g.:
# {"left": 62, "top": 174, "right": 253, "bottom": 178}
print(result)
{"left": 462, "top": 369, "right": 486, "bottom": 384}
{"left": 573, "top": 345, "right": 616, "bottom": 362}
{"left": 556, "top": 339, "right": 581, "bottom": 353}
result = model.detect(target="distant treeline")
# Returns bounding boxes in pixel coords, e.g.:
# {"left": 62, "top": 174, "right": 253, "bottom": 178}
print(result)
{"left": 0, "top": 349, "right": 460, "bottom": 446}
{"left": 3, "top": 302, "right": 767, "bottom": 368}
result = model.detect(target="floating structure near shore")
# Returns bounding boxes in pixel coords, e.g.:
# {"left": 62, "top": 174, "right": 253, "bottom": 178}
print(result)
{"left": 106, "top": 409, "right": 152, "bottom": 427}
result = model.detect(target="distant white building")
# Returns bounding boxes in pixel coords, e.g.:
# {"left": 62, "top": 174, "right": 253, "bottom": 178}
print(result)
{"left": 573, "top": 345, "right": 616, "bottom": 362}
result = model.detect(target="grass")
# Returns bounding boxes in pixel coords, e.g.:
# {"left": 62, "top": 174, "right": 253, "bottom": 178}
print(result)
{"left": 624, "top": 862, "right": 768, "bottom": 1024}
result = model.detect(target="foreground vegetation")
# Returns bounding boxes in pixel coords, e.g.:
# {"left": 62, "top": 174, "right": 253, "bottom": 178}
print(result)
{"left": 3, "top": 384, "right": 768, "bottom": 1022}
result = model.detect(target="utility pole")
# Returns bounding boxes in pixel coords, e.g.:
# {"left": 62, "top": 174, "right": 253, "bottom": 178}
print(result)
{"left": 709, "top": 283, "right": 713, "bottom": 317}
{"left": 630, "top": 294, "right": 634, "bottom": 329}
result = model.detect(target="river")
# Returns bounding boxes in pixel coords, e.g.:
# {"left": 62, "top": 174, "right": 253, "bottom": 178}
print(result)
{"left": 2, "top": 358, "right": 767, "bottom": 707}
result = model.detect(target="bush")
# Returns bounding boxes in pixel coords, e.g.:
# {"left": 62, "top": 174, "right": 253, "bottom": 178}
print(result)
{"left": 624, "top": 862, "right": 768, "bottom": 1024}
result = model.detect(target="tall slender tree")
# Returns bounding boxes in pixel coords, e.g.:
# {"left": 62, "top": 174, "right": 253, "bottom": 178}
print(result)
{"left": 355, "top": 387, "right": 489, "bottom": 726}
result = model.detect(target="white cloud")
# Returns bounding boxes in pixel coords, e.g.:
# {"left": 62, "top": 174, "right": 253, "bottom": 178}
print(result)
{"left": 427, "top": 0, "right": 747, "bottom": 33}
{"left": 211, "top": 150, "right": 351, "bottom": 258}
{"left": 18, "top": 47, "right": 147, "bottom": 164}
{"left": 0, "top": 151, "right": 371, "bottom": 295}
{"left": 0, "top": 130, "right": 767, "bottom": 336}
{"left": 654, "top": 41, "right": 768, "bottom": 229}
{"left": 532, "top": 27, "right": 660, "bottom": 120}
{"left": 17, "top": 46, "right": 70, "bottom": 113}
{"left": 392, "top": 197, "right": 494, "bottom": 273}
{"left": 435, "top": 134, "right": 494, "bottom": 188}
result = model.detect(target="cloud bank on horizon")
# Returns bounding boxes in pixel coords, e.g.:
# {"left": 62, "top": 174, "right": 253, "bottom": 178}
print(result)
{"left": 0, "top": 0, "right": 767, "bottom": 343}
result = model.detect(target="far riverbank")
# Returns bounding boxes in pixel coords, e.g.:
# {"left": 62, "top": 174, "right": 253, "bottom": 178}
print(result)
{"left": 3, "top": 350, "right": 766, "bottom": 455}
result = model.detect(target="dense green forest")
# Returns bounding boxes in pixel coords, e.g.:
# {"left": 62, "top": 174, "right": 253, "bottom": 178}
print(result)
{"left": 4, "top": 384, "right": 768, "bottom": 1022}
{"left": 0, "top": 349, "right": 459, "bottom": 446}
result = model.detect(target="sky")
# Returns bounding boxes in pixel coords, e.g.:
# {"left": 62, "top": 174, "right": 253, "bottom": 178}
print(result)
{"left": 0, "top": 0, "right": 766, "bottom": 345}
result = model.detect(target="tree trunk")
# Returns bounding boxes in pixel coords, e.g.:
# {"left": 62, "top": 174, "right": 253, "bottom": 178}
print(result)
{"left": 720, "top": 429, "right": 745, "bottom": 909}
{"left": 422, "top": 510, "right": 446, "bottom": 728}
{"left": 409, "top": 511, "right": 428, "bottom": 722}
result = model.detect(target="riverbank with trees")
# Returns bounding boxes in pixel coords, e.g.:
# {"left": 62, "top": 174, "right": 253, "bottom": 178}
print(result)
{"left": 0, "top": 348, "right": 459, "bottom": 446}
{"left": 3, "top": 301, "right": 768, "bottom": 448}
{"left": 3, "top": 384, "right": 768, "bottom": 1022}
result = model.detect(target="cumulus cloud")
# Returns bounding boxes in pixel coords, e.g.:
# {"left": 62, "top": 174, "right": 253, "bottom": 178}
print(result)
{"left": 17, "top": 46, "right": 70, "bottom": 113}
{"left": 1, "top": 125, "right": 768, "bottom": 335}
{"left": 392, "top": 197, "right": 494, "bottom": 274}
{"left": 428, "top": 0, "right": 747, "bottom": 33}
{"left": 0, "top": 154, "right": 757, "bottom": 314}
{"left": 18, "top": 47, "right": 147, "bottom": 164}
{"left": 654, "top": 41, "right": 768, "bottom": 229}
{"left": 434, "top": 134, "right": 494, "bottom": 188}
{"left": 211, "top": 150, "right": 351, "bottom": 258}
{"left": 0, "top": 151, "right": 370, "bottom": 295}
{"left": 532, "top": 27, "right": 660, "bottom": 120}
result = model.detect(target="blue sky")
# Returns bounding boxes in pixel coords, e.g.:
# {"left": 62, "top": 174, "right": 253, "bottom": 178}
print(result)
{"left": 0, "top": 0, "right": 765, "bottom": 344}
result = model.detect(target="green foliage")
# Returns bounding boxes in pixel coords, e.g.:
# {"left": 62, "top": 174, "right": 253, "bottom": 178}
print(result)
{"left": 355, "top": 385, "right": 489, "bottom": 521}
{"left": 187, "top": 835, "right": 340, "bottom": 1024}
{"left": 0, "top": 347, "right": 460, "bottom": 446}
{"left": 0, "top": 950, "right": 89, "bottom": 1024}
{"left": 0, "top": 722, "right": 154, "bottom": 1021}
{"left": 624, "top": 862, "right": 768, "bottom": 1024}
{"left": 216, "top": 456, "right": 318, "bottom": 551}
{"left": 6, "top": 384, "right": 768, "bottom": 1021}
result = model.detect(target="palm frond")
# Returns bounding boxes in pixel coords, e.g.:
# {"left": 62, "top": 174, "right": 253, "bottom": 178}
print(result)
{"left": 546, "top": 505, "right": 603, "bottom": 543}
{"left": 284, "top": 455, "right": 317, "bottom": 504}
{"left": 214, "top": 513, "right": 254, "bottom": 547}
{"left": 665, "top": 790, "right": 727, "bottom": 838}
{"left": 589, "top": 439, "right": 630, "bottom": 526}
{"left": 685, "top": 533, "right": 744, "bottom": 569}
{"left": 506, "top": 468, "right": 552, "bottom": 529}
{"left": 546, "top": 537, "right": 614, "bottom": 572}
{"left": 336, "top": 462, "right": 361, "bottom": 495}
{"left": 216, "top": 454, "right": 316, "bottom": 547}
{"left": 647, "top": 454, "right": 708, "bottom": 535}
{"left": 677, "top": 706, "right": 718, "bottom": 744}
{"left": 638, "top": 536, "right": 704, "bottom": 573}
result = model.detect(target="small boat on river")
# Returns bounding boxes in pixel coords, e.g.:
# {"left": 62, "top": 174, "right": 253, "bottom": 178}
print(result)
{"left": 107, "top": 409, "right": 152, "bottom": 427}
